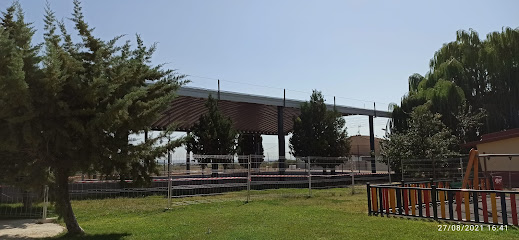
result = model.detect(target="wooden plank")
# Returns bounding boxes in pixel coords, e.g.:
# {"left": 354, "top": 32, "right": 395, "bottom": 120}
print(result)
{"left": 403, "top": 189, "right": 409, "bottom": 215}
{"left": 390, "top": 188, "right": 396, "bottom": 214}
{"left": 456, "top": 192, "right": 462, "bottom": 220}
{"left": 371, "top": 188, "right": 378, "bottom": 212}
{"left": 462, "top": 149, "right": 477, "bottom": 189}
{"left": 424, "top": 189, "right": 430, "bottom": 217}
{"left": 411, "top": 189, "right": 416, "bottom": 216}
{"left": 491, "top": 193, "right": 498, "bottom": 224}
{"left": 439, "top": 188, "right": 446, "bottom": 219}
{"left": 482, "top": 192, "right": 488, "bottom": 223}
{"left": 511, "top": 193, "right": 518, "bottom": 226}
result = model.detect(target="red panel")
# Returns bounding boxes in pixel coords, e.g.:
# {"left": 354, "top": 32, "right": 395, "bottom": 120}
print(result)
{"left": 511, "top": 194, "right": 518, "bottom": 226}
{"left": 482, "top": 192, "right": 488, "bottom": 223}
{"left": 424, "top": 189, "right": 430, "bottom": 217}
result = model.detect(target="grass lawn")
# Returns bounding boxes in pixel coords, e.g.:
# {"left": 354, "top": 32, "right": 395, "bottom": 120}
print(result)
{"left": 51, "top": 186, "right": 519, "bottom": 240}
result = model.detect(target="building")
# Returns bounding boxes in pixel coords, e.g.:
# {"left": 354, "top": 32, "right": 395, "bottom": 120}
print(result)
{"left": 348, "top": 135, "right": 388, "bottom": 172}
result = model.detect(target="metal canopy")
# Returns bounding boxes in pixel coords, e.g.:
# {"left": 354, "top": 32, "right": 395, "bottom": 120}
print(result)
{"left": 151, "top": 86, "right": 390, "bottom": 135}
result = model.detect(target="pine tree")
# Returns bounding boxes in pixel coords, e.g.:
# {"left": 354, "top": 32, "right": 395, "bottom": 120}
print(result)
{"left": 289, "top": 90, "right": 350, "bottom": 173}
{"left": 237, "top": 133, "right": 264, "bottom": 168}
{"left": 0, "top": 1, "right": 186, "bottom": 234}
{"left": 186, "top": 95, "right": 238, "bottom": 176}
{"left": 0, "top": 2, "right": 45, "bottom": 193}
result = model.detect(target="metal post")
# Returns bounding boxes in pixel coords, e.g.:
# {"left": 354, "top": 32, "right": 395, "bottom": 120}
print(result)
{"left": 509, "top": 171, "right": 512, "bottom": 189}
{"left": 277, "top": 106, "right": 285, "bottom": 175}
{"left": 367, "top": 182, "right": 372, "bottom": 216}
{"left": 42, "top": 185, "right": 49, "bottom": 220}
{"left": 432, "top": 158, "right": 436, "bottom": 181}
{"left": 351, "top": 173, "right": 355, "bottom": 195}
{"left": 247, "top": 155, "right": 251, "bottom": 202}
{"left": 167, "top": 150, "right": 172, "bottom": 209}
{"left": 401, "top": 159, "right": 404, "bottom": 182}
{"left": 388, "top": 158, "right": 391, "bottom": 183}
{"left": 308, "top": 157, "right": 312, "bottom": 197}
{"left": 369, "top": 115, "right": 376, "bottom": 173}
{"left": 432, "top": 185, "right": 438, "bottom": 221}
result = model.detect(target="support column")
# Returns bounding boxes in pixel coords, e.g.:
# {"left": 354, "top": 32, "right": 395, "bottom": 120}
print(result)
{"left": 277, "top": 106, "right": 285, "bottom": 174}
{"left": 369, "top": 115, "right": 376, "bottom": 173}
{"left": 186, "top": 131, "right": 191, "bottom": 173}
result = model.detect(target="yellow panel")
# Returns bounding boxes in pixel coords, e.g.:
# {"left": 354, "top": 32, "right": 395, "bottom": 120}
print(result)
{"left": 491, "top": 193, "right": 498, "bottom": 224}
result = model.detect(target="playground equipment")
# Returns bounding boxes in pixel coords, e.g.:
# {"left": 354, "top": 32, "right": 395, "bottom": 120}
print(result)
{"left": 462, "top": 148, "right": 519, "bottom": 190}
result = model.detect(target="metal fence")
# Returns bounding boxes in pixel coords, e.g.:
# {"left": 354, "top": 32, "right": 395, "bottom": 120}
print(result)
{"left": 67, "top": 154, "right": 391, "bottom": 208}
{"left": 367, "top": 181, "right": 519, "bottom": 226}
{"left": 2, "top": 154, "right": 392, "bottom": 218}
{"left": 0, "top": 185, "right": 49, "bottom": 219}
{"left": 400, "top": 157, "right": 469, "bottom": 182}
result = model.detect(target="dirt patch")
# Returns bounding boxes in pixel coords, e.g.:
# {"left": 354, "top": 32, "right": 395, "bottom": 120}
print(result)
{"left": 0, "top": 219, "right": 65, "bottom": 239}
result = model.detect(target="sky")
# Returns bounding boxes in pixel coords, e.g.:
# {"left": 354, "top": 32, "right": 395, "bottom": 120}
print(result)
{"left": 6, "top": 0, "right": 519, "bottom": 160}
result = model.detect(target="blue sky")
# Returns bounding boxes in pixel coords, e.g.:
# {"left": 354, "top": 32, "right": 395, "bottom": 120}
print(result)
{"left": 7, "top": 0, "right": 519, "bottom": 160}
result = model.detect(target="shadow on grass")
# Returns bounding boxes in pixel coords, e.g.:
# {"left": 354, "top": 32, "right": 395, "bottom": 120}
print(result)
{"left": 51, "top": 232, "right": 131, "bottom": 240}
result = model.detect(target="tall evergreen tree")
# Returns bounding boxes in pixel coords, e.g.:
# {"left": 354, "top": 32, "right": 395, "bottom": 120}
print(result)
{"left": 185, "top": 95, "right": 238, "bottom": 176}
{"left": 289, "top": 90, "right": 350, "bottom": 173}
{"left": 0, "top": 1, "right": 186, "bottom": 235}
{"left": 0, "top": 1, "right": 45, "bottom": 194}
{"left": 237, "top": 133, "right": 264, "bottom": 168}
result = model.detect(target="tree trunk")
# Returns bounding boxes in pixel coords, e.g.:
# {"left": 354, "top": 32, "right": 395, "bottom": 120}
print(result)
{"left": 55, "top": 168, "right": 84, "bottom": 235}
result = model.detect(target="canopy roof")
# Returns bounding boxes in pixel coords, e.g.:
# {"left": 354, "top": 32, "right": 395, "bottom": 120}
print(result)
{"left": 152, "top": 87, "right": 390, "bottom": 135}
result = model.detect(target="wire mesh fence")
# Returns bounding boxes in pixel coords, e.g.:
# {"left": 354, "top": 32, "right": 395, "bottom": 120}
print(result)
{"left": 67, "top": 155, "right": 392, "bottom": 205}
{"left": 0, "top": 184, "right": 49, "bottom": 219}
{"left": 400, "top": 157, "right": 470, "bottom": 182}
{"left": 2, "top": 154, "right": 392, "bottom": 218}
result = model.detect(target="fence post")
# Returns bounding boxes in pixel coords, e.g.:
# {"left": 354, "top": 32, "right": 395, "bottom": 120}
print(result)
{"left": 351, "top": 173, "right": 355, "bottom": 195}
{"left": 473, "top": 191, "right": 479, "bottom": 223}
{"left": 42, "top": 185, "right": 49, "bottom": 220}
{"left": 401, "top": 159, "right": 404, "bottom": 182}
{"left": 396, "top": 187, "right": 402, "bottom": 215}
{"left": 432, "top": 184, "right": 438, "bottom": 221}
{"left": 167, "top": 150, "right": 172, "bottom": 210}
{"left": 247, "top": 155, "right": 251, "bottom": 203}
{"left": 501, "top": 192, "right": 508, "bottom": 225}
{"left": 388, "top": 158, "right": 391, "bottom": 183}
{"left": 417, "top": 188, "right": 423, "bottom": 217}
{"left": 378, "top": 187, "right": 384, "bottom": 217}
{"left": 308, "top": 157, "right": 312, "bottom": 197}
{"left": 367, "top": 182, "right": 372, "bottom": 216}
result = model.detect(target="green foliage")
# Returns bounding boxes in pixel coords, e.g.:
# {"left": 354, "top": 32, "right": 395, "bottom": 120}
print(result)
{"left": 186, "top": 95, "right": 238, "bottom": 166}
{"left": 237, "top": 133, "right": 264, "bottom": 168}
{"left": 455, "top": 103, "right": 487, "bottom": 145}
{"left": 289, "top": 90, "right": 350, "bottom": 170}
{"left": 0, "top": 2, "right": 45, "bottom": 190}
{"left": 381, "top": 105, "right": 458, "bottom": 173}
{"left": 0, "top": 0, "right": 186, "bottom": 233}
{"left": 392, "top": 27, "right": 519, "bottom": 144}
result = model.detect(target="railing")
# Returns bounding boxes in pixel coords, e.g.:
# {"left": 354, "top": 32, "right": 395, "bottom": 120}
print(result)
{"left": 367, "top": 182, "right": 519, "bottom": 226}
